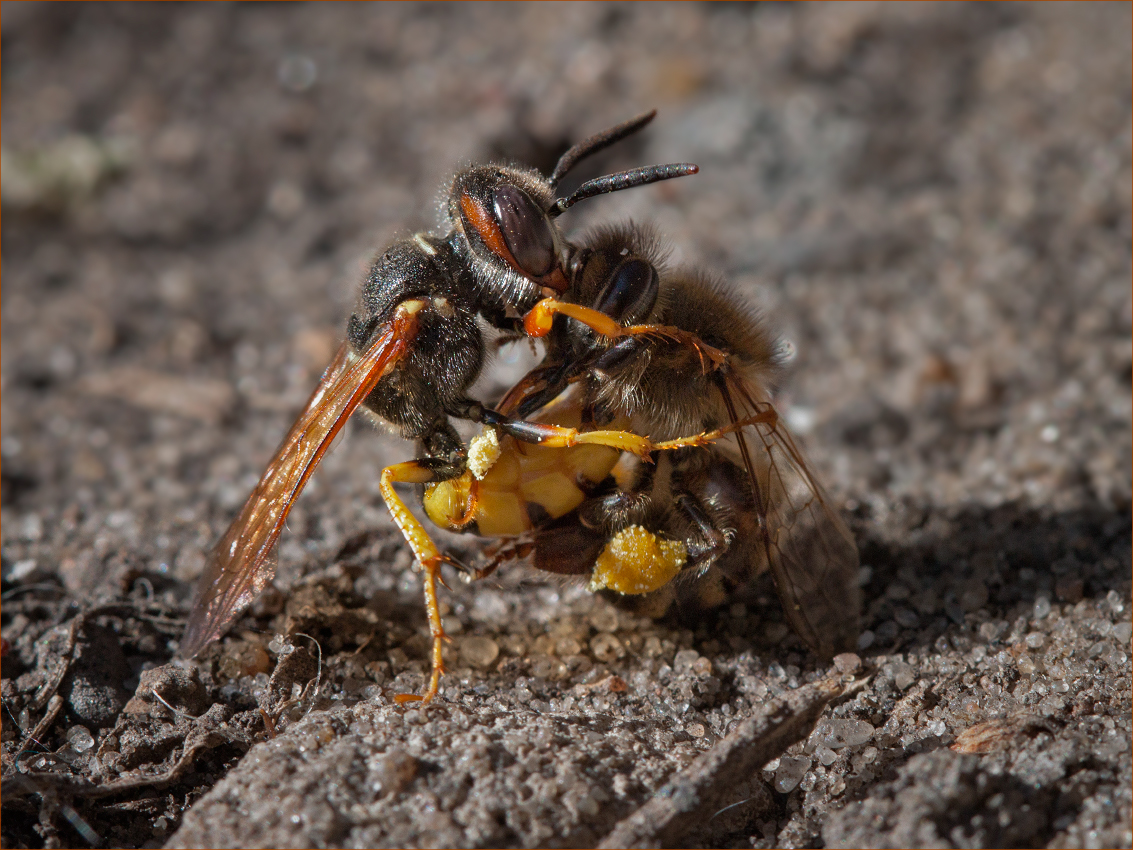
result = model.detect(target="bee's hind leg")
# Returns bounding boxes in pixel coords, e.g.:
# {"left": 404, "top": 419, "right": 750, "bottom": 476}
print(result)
{"left": 672, "top": 492, "right": 732, "bottom": 571}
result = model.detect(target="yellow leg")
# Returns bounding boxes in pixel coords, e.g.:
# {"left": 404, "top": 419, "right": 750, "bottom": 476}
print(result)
{"left": 379, "top": 461, "right": 449, "bottom": 704}
{"left": 503, "top": 409, "right": 778, "bottom": 461}
{"left": 522, "top": 298, "right": 729, "bottom": 372}
{"left": 652, "top": 407, "right": 777, "bottom": 449}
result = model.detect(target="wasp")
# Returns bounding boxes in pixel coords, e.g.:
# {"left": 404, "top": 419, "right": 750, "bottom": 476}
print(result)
{"left": 180, "top": 112, "right": 701, "bottom": 699}
{"left": 425, "top": 223, "right": 861, "bottom": 669}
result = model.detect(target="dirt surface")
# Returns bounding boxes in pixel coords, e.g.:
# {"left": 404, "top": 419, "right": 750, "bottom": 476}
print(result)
{"left": 2, "top": 3, "right": 1131, "bottom": 848}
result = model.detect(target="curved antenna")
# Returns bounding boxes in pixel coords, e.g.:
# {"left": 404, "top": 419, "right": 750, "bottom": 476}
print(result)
{"left": 548, "top": 163, "right": 699, "bottom": 218}
{"left": 548, "top": 110, "right": 657, "bottom": 189}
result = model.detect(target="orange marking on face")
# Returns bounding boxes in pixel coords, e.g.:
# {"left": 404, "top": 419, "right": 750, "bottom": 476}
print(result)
{"left": 460, "top": 192, "right": 518, "bottom": 270}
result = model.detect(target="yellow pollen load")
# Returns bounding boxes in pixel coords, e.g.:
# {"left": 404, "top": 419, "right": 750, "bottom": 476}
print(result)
{"left": 467, "top": 428, "right": 501, "bottom": 480}
{"left": 589, "top": 525, "right": 688, "bottom": 595}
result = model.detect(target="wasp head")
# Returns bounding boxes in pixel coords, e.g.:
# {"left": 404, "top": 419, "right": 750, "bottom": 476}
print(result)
{"left": 448, "top": 164, "right": 570, "bottom": 318}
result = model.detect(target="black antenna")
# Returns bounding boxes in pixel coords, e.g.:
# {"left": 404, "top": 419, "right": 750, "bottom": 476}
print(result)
{"left": 548, "top": 163, "right": 699, "bottom": 218}
{"left": 548, "top": 110, "right": 658, "bottom": 189}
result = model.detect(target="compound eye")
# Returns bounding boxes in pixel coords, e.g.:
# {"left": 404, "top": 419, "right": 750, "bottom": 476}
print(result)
{"left": 493, "top": 185, "right": 555, "bottom": 278}
{"left": 595, "top": 258, "right": 658, "bottom": 324}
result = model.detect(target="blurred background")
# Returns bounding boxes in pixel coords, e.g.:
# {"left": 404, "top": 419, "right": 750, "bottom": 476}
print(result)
{"left": 2, "top": 4, "right": 1130, "bottom": 848}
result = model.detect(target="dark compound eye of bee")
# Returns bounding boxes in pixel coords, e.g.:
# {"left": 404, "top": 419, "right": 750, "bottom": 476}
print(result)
{"left": 181, "top": 110, "right": 859, "bottom": 705}
{"left": 594, "top": 257, "right": 658, "bottom": 324}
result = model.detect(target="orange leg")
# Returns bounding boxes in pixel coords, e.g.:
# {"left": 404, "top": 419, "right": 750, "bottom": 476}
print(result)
{"left": 522, "top": 297, "right": 730, "bottom": 372}
{"left": 497, "top": 409, "right": 778, "bottom": 461}
{"left": 379, "top": 461, "right": 450, "bottom": 704}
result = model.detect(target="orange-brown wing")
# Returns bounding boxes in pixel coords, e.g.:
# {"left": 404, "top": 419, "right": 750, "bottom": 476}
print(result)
{"left": 721, "top": 373, "right": 860, "bottom": 659}
{"left": 180, "top": 317, "right": 417, "bottom": 657}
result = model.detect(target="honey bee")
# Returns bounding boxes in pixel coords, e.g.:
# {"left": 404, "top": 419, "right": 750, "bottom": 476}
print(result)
{"left": 180, "top": 111, "right": 700, "bottom": 698}
{"left": 426, "top": 223, "right": 861, "bottom": 664}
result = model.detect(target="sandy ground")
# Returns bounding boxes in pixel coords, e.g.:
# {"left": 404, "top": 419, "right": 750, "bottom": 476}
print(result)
{"left": 2, "top": 3, "right": 1130, "bottom": 848}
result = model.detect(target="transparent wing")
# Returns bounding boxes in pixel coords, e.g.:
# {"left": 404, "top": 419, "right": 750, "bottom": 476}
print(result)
{"left": 180, "top": 322, "right": 415, "bottom": 657}
{"left": 722, "top": 373, "right": 861, "bottom": 658}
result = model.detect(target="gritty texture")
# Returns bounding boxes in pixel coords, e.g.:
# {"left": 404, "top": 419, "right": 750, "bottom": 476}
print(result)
{"left": 2, "top": 4, "right": 1130, "bottom": 849}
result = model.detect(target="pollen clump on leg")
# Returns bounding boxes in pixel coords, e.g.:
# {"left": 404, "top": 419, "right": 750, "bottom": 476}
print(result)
{"left": 589, "top": 525, "right": 687, "bottom": 595}
{"left": 467, "top": 427, "right": 502, "bottom": 480}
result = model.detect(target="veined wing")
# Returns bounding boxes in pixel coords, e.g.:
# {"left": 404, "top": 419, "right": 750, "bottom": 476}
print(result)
{"left": 721, "top": 372, "right": 860, "bottom": 659}
{"left": 180, "top": 313, "right": 418, "bottom": 657}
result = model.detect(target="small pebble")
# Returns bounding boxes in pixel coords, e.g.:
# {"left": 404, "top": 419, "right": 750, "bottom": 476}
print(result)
{"left": 823, "top": 718, "right": 874, "bottom": 749}
{"left": 892, "top": 663, "right": 915, "bottom": 691}
{"left": 530, "top": 655, "right": 566, "bottom": 680}
{"left": 979, "top": 621, "right": 1002, "bottom": 641}
{"left": 589, "top": 606, "right": 620, "bottom": 633}
{"left": 66, "top": 726, "right": 94, "bottom": 752}
{"left": 1101, "top": 645, "right": 1127, "bottom": 668}
{"left": 774, "top": 756, "right": 810, "bottom": 793}
{"left": 590, "top": 633, "right": 624, "bottom": 663}
{"left": 368, "top": 749, "right": 418, "bottom": 796}
{"left": 459, "top": 636, "right": 499, "bottom": 669}
{"left": 555, "top": 636, "right": 582, "bottom": 657}
{"left": 673, "top": 649, "right": 701, "bottom": 674}
{"left": 894, "top": 607, "right": 920, "bottom": 628}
